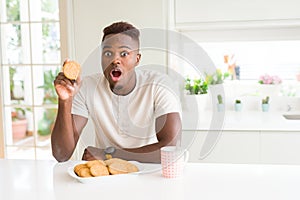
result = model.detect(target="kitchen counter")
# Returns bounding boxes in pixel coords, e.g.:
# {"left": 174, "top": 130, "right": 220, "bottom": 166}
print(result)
{"left": 182, "top": 111, "right": 300, "bottom": 131}
{"left": 1, "top": 159, "right": 300, "bottom": 200}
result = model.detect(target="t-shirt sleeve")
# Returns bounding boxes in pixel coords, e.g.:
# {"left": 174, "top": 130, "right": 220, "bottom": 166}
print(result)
{"left": 154, "top": 75, "right": 182, "bottom": 119}
{"left": 71, "top": 81, "right": 89, "bottom": 118}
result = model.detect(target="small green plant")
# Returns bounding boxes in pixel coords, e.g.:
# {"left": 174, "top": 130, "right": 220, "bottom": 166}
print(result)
{"left": 234, "top": 99, "right": 243, "bottom": 111}
{"left": 262, "top": 96, "right": 270, "bottom": 104}
{"left": 185, "top": 77, "right": 208, "bottom": 95}
{"left": 37, "top": 68, "right": 59, "bottom": 104}
{"left": 205, "top": 69, "right": 230, "bottom": 85}
{"left": 217, "top": 94, "right": 223, "bottom": 104}
{"left": 235, "top": 99, "right": 241, "bottom": 104}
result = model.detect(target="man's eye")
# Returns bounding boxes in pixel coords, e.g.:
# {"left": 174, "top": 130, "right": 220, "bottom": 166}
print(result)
{"left": 104, "top": 51, "right": 112, "bottom": 57}
{"left": 120, "top": 52, "right": 129, "bottom": 57}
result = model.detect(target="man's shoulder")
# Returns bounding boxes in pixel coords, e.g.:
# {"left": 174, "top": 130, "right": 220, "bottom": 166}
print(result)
{"left": 81, "top": 73, "right": 105, "bottom": 84}
{"left": 136, "top": 69, "right": 170, "bottom": 83}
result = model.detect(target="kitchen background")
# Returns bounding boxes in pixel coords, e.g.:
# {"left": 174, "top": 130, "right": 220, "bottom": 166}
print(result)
{"left": 1, "top": 0, "right": 300, "bottom": 163}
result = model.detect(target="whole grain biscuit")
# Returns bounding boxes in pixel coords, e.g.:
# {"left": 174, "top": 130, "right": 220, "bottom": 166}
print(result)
{"left": 90, "top": 164, "right": 110, "bottom": 177}
{"left": 74, "top": 163, "right": 87, "bottom": 176}
{"left": 106, "top": 159, "right": 139, "bottom": 175}
{"left": 63, "top": 60, "right": 81, "bottom": 80}
{"left": 78, "top": 167, "right": 92, "bottom": 177}
{"left": 104, "top": 158, "right": 124, "bottom": 166}
{"left": 86, "top": 160, "right": 106, "bottom": 168}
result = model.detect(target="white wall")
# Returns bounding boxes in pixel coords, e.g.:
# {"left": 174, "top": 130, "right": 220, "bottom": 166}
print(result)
{"left": 0, "top": 80, "right": 4, "bottom": 158}
{"left": 71, "top": 0, "right": 170, "bottom": 75}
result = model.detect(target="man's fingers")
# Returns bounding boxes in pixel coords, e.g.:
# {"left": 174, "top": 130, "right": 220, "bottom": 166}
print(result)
{"left": 54, "top": 72, "right": 76, "bottom": 86}
{"left": 62, "top": 58, "right": 70, "bottom": 67}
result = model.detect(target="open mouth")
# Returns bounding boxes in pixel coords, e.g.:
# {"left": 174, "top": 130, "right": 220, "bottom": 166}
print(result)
{"left": 110, "top": 68, "right": 122, "bottom": 81}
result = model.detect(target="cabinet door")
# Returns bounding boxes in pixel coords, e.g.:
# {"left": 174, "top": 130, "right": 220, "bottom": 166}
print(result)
{"left": 260, "top": 131, "right": 300, "bottom": 165}
{"left": 182, "top": 130, "right": 260, "bottom": 163}
{"left": 181, "top": 130, "right": 206, "bottom": 162}
{"left": 175, "top": 0, "right": 300, "bottom": 24}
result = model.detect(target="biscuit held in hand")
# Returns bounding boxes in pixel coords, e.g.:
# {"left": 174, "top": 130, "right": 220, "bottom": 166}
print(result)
{"left": 62, "top": 60, "right": 81, "bottom": 80}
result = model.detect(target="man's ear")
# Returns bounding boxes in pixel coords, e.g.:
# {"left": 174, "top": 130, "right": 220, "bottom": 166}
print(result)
{"left": 136, "top": 53, "right": 141, "bottom": 64}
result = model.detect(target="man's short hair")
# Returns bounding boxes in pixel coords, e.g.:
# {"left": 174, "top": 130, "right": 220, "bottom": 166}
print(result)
{"left": 102, "top": 21, "right": 140, "bottom": 44}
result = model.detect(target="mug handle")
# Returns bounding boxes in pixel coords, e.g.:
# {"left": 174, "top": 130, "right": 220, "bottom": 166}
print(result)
{"left": 183, "top": 149, "right": 189, "bottom": 164}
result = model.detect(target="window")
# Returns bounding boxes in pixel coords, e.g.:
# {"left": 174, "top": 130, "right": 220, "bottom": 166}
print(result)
{"left": 0, "top": 0, "right": 63, "bottom": 159}
{"left": 199, "top": 41, "right": 300, "bottom": 81}
{"left": 175, "top": 40, "right": 300, "bottom": 81}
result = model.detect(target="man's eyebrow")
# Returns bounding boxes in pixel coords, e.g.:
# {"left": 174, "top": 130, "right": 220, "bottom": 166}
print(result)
{"left": 102, "top": 45, "right": 112, "bottom": 49}
{"left": 118, "top": 45, "right": 132, "bottom": 50}
{"left": 102, "top": 45, "right": 132, "bottom": 50}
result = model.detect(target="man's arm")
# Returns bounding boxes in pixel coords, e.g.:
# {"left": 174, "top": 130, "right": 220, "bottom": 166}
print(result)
{"left": 51, "top": 103, "right": 88, "bottom": 162}
{"left": 82, "top": 112, "right": 181, "bottom": 163}
{"left": 51, "top": 70, "right": 87, "bottom": 162}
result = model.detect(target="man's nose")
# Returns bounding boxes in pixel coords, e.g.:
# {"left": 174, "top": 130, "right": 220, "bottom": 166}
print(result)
{"left": 112, "top": 54, "right": 121, "bottom": 65}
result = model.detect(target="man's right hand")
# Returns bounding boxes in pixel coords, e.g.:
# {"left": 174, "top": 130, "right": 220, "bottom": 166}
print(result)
{"left": 54, "top": 65, "right": 81, "bottom": 101}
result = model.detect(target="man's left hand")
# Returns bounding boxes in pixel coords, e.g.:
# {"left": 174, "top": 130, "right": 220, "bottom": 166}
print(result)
{"left": 82, "top": 146, "right": 104, "bottom": 161}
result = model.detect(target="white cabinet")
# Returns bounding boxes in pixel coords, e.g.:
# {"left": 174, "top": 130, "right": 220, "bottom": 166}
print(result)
{"left": 183, "top": 130, "right": 300, "bottom": 164}
{"left": 260, "top": 131, "right": 300, "bottom": 165}
{"left": 175, "top": 0, "right": 300, "bottom": 24}
{"left": 181, "top": 130, "right": 206, "bottom": 162}
{"left": 174, "top": 0, "right": 300, "bottom": 41}
{"left": 182, "top": 130, "right": 260, "bottom": 164}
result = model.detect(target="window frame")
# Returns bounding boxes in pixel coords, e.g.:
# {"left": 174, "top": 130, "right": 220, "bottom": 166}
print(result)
{"left": 0, "top": 0, "right": 72, "bottom": 159}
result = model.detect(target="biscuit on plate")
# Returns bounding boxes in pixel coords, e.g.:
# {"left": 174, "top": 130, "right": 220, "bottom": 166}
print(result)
{"left": 104, "top": 158, "right": 124, "bottom": 166}
{"left": 86, "top": 160, "right": 106, "bottom": 168}
{"left": 74, "top": 163, "right": 87, "bottom": 176}
{"left": 90, "top": 164, "right": 110, "bottom": 177}
{"left": 105, "top": 158, "right": 139, "bottom": 175}
{"left": 78, "top": 167, "right": 93, "bottom": 177}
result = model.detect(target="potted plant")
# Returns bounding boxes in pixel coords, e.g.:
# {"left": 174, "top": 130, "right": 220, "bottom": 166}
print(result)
{"left": 234, "top": 99, "right": 242, "bottom": 112}
{"left": 9, "top": 67, "right": 28, "bottom": 139}
{"left": 217, "top": 94, "right": 225, "bottom": 112}
{"left": 184, "top": 77, "right": 209, "bottom": 111}
{"left": 37, "top": 69, "right": 59, "bottom": 136}
{"left": 11, "top": 107, "right": 27, "bottom": 140}
{"left": 205, "top": 69, "right": 230, "bottom": 85}
{"left": 262, "top": 96, "right": 270, "bottom": 112}
{"left": 205, "top": 69, "right": 229, "bottom": 108}
{"left": 258, "top": 74, "right": 282, "bottom": 96}
{"left": 185, "top": 77, "right": 208, "bottom": 95}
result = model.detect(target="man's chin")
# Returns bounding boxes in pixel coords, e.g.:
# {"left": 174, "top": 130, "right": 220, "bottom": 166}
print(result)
{"left": 109, "top": 81, "right": 123, "bottom": 91}
{"left": 113, "top": 85, "right": 123, "bottom": 91}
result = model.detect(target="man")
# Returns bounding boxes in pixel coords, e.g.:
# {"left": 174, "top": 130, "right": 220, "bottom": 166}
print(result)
{"left": 51, "top": 21, "right": 182, "bottom": 163}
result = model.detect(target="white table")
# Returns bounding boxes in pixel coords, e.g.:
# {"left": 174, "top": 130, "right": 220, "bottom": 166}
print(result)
{"left": 1, "top": 159, "right": 300, "bottom": 200}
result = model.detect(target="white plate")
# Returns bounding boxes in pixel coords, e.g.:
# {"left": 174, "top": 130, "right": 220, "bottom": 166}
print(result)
{"left": 67, "top": 161, "right": 144, "bottom": 184}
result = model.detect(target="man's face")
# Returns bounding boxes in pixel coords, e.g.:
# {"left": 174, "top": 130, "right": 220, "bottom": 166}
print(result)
{"left": 101, "top": 33, "right": 141, "bottom": 91}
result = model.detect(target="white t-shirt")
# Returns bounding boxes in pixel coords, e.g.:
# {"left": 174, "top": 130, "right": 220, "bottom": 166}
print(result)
{"left": 71, "top": 69, "right": 182, "bottom": 149}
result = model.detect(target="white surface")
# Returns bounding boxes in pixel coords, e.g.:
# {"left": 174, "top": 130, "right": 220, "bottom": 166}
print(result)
{"left": 1, "top": 159, "right": 300, "bottom": 200}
